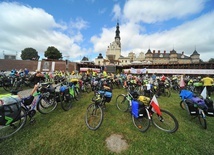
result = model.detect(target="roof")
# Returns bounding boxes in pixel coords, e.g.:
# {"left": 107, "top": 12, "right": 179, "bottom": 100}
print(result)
{"left": 191, "top": 50, "right": 200, "bottom": 56}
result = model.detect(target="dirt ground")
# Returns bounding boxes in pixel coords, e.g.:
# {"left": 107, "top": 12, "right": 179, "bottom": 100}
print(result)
{"left": 105, "top": 134, "right": 129, "bottom": 153}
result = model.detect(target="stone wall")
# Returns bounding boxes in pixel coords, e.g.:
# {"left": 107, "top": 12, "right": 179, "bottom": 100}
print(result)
{"left": 0, "top": 59, "right": 77, "bottom": 72}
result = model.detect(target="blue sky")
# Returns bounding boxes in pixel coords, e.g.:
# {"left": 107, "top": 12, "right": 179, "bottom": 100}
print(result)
{"left": 0, "top": 0, "right": 214, "bottom": 62}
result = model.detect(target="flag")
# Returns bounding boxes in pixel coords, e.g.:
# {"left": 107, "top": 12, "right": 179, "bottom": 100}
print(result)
{"left": 200, "top": 86, "right": 207, "bottom": 99}
{"left": 179, "top": 75, "right": 185, "bottom": 88}
{"left": 150, "top": 95, "right": 162, "bottom": 115}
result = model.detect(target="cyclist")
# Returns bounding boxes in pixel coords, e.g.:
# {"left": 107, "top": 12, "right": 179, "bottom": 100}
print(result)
{"left": 201, "top": 75, "right": 213, "bottom": 97}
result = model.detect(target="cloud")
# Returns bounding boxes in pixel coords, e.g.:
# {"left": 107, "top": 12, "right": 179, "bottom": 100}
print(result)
{"left": 123, "top": 0, "right": 205, "bottom": 23}
{"left": 0, "top": 2, "right": 88, "bottom": 61}
{"left": 91, "top": 0, "right": 214, "bottom": 61}
{"left": 112, "top": 4, "right": 121, "bottom": 20}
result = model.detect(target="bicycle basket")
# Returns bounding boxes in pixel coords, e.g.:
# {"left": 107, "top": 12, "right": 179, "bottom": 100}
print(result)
{"left": 0, "top": 98, "right": 21, "bottom": 125}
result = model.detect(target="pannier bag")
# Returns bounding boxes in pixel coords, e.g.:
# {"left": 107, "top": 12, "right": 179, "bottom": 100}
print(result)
{"left": 0, "top": 95, "right": 22, "bottom": 125}
{"left": 59, "top": 85, "right": 71, "bottom": 102}
{"left": 138, "top": 96, "right": 150, "bottom": 106}
{"left": 205, "top": 98, "right": 214, "bottom": 117}
{"left": 190, "top": 97, "right": 208, "bottom": 111}
{"left": 185, "top": 99, "right": 198, "bottom": 115}
{"left": 22, "top": 95, "right": 34, "bottom": 106}
{"left": 132, "top": 100, "right": 146, "bottom": 118}
{"left": 98, "top": 90, "right": 112, "bottom": 103}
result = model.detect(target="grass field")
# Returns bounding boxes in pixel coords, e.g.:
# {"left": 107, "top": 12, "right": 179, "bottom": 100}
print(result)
{"left": 0, "top": 87, "right": 214, "bottom": 155}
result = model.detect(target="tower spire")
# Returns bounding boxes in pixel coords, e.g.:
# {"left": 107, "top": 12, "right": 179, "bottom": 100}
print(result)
{"left": 115, "top": 22, "right": 120, "bottom": 40}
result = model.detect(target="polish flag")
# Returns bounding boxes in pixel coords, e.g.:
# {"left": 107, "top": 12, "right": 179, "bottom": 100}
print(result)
{"left": 179, "top": 75, "right": 185, "bottom": 88}
{"left": 200, "top": 86, "right": 207, "bottom": 99}
{"left": 150, "top": 95, "right": 162, "bottom": 115}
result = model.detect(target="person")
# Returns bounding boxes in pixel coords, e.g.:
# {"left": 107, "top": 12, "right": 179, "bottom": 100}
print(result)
{"left": 201, "top": 75, "right": 214, "bottom": 97}
{"left": 33, "top": 70, "right": 45, "bottom": 84}
{"left": 24, "top": 68, "right": 29, "bottom": 75}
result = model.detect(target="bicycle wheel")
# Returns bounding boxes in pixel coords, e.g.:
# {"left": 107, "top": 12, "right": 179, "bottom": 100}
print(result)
{"left": 164, "top": 88, "right": 171, "bottom": 97}
{"left": 85, "top": 103, "right": 103, "bottom": 130}
{"left": 37, "top": 94, "right": 58, "bottom": 114}
{"left": 198, "top": 111, "right": 207, "bottom": 129}
{"left": 152, "top": 109, "right": 179, "bottom": 133}
{"left": 61, "top": 94, "right": 72, "bottom": 111}
{"left": 116, "top": 94, "right": 129, "bottom": 112}
{"left": 0, "top": 107, "right": 27, "bottom": 140}
{"left": 132, "top": 109, "right": 150, "bottom": 132}
{"left": 180, "top": 100, "right": 187, "bottom": 110}
{"left": 3, "top": 83, "right": 13, "bottom": 92}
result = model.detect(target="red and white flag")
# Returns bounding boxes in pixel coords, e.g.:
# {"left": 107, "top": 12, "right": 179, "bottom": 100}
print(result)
{"left": 200, "top": 86, "right": 207, "bottom": 99}
{"left": 179, "top": 75, "right": 185, "bottom": 88}
{"left": 150, "top": 95, "right": 162, "bottom": 115}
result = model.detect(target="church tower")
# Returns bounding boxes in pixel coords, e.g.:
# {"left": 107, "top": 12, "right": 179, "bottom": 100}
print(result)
{"left": 106, "top": 22, "right": 121, "bottom": 63}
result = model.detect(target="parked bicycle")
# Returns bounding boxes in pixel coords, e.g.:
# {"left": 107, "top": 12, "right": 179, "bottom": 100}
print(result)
{"left": 0, "top": 83, "right": 57, "bottom": 140}
{"left": 116, "top": 90, "right": 179, "bottom": 133}
{"left": 179, "top": 89, "right": 210, "bottom": 129}
{"left": 85, "top": 86, "right": 112, "bottom": 130}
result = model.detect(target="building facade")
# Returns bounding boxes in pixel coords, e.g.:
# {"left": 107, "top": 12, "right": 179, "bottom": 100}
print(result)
{"left": 95, "top": 22, "right": 200, "bottom": 66}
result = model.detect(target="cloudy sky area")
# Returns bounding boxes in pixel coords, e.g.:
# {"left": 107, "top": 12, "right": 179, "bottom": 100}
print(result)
{"left": 0, "top": 0, "right": 213, "bottom": 62}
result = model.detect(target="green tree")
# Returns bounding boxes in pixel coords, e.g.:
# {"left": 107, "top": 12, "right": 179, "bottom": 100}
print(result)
{"left": 208, "top": 58, "right": 214, "bottom": 63}
{"left": 44, "top": 46, "right": 62, "bottom": 60}
{"left": 21, "top": 47, "right": 40, "bottom": 60}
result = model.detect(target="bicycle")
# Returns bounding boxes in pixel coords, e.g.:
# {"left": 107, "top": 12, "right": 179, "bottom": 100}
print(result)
{"left": 179, "top": 90, "right": 208, "bottom": 129}
{"left": 115, "top": 86, "right": 134, "bottom": 112}
{"left": 131, "top": 96, "right": 179, "bottom": 133}
{"left": 0, "top": 83, "right": 58, "bottom": 140}
{"left": 85, "top": 87, "right": 112, "bottom": 130}
{"left": 180, "top": 99, "right": 207, "bottom": 129}
{"left": 116, "top": 90, "right": 179, "bottom": 133}
{"left": 54, "top": 82, "right": 73, "bottom": 111}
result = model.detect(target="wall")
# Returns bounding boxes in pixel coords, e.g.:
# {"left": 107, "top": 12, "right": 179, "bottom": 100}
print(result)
{"left": 0, "top": 59, "right": 77, "bottom": 72}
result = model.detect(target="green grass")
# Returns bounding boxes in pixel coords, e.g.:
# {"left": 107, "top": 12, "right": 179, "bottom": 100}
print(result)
{"left": 0, "top": 88, "right": 214, "bottom": 155}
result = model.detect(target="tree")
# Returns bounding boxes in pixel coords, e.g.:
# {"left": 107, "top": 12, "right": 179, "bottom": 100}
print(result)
{"left": 208, "top": 58, "right": 214, "bottom": 63}
{"left": 21, "top": 48, "right": 40, "bottom": 60}
{"left": 44, "top": 46, "right": 62, "bottom": 60}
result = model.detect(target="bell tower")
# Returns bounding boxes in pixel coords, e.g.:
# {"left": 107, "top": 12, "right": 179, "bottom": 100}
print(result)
{"left": 106, "top": 22, "right": 121, "bottom": 63}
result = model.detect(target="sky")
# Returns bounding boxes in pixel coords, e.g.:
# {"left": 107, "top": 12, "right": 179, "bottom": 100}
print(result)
{"left": 0, "top": 0, "right": 214, "bottom": 62}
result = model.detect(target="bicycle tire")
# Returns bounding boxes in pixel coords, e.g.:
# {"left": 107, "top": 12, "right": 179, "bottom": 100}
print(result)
{"left": 152, "top": 109, "right": 179, "bottom": 133}
{"left": 3, "top": 83, "right": 13, "bottom": 92}
{"left": 85, "top": 103, "right": 103, "bottom": 130}
{"left": 180, "top": 100, "right": 187, "bottom": 110}
{"left": 37, "top": 94, "right": 58, "bottom": 114}
{"left": 0, "top": 107, "right": 27, "bottom": 140}
{"left": 132, "top": 108, "right": 150, "bottom": 132}
{"left": 164, "top": 88, "right": 171, "bottom": 97}
{"left": 116, "top": 94, "right": 130, "bottom": 112}
{"left": 198, "top": 112, "right": 207, "bottom": 129}
{"left": 60, "top": 94, "right": 72, "bottom": 111}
